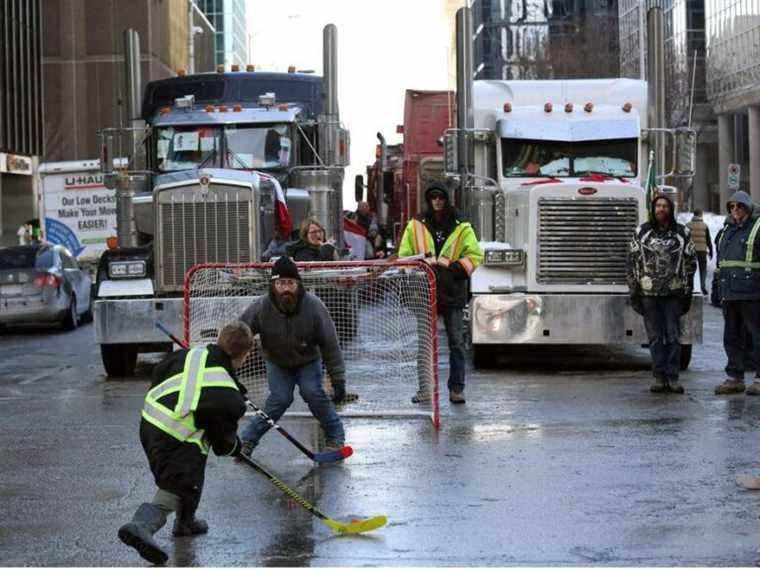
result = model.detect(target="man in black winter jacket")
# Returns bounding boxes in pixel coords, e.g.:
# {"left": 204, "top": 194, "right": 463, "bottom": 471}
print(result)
{"left": 238, "top": 256, "right": 347, "bottom": 455}
{"left": 714, "top": 190, "right": 760, "bottom": 396}
{"left": 627, "top": 194, "right": 697, "bottom": 393}
{"left": 117, "top": 322, "right": 253, "bottom": 565}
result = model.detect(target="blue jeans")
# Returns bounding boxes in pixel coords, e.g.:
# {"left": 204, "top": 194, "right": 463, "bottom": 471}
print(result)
{"left": 240, "top": 358, "right": 345, "bottom": 445}
{"left": 442, "top": 307, "right": 466, "bottom": 392}
{"left": 641, "top": 296, "right": 682, "bottom": 382}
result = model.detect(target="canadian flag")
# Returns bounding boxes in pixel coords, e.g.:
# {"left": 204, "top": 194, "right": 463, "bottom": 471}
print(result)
{"left": 260, "top": 174, "right": 292, "bottom": 239}
{"left": 343, "top": 216, "right": 369, "bottom": 260}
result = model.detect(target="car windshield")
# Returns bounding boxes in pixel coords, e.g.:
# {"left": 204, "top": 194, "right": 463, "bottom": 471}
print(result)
{"left": 224, "top": 124, "right": 291, "bottom": 170}
{"left": 0, "top": 247, "right": 55, "bottom": 270}
{"left": 156, "top": 126, "right": 222, "bottom": 172}
{"left": 502, "top": 138, "right": 637, "bottom": 178}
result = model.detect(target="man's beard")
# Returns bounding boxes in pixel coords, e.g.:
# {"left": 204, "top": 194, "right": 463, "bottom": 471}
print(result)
{"left": 277, "top": 290, "right": 298, "bottom": 313}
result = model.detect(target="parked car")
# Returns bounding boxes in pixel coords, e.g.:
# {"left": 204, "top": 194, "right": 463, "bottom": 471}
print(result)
{"left": 0, "top": 244, "right": 92, "bottom": 329}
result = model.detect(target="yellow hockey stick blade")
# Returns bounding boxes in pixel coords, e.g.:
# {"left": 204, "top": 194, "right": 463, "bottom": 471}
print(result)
{"left": 323, "top": 515, "right": 388, "bottom": 534}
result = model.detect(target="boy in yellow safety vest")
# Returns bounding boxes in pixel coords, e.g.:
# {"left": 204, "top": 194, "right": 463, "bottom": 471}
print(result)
{"left": 398, "top": 183, "right": 483, "bottom": 404}
{"left": 117, "top": 322, "right": 253, "bottom": 565}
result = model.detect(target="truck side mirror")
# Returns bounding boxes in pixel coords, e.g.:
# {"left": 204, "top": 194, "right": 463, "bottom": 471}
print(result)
{"left": 100, "top": 131, "right": 114, "bottom": 176}
{"left": 354, "top": 174, "right": 364, "bottom": 203}
{"left": 675, "top": 128, "right": 696, "bottom": 177}
{"left": 382, "top": 171, "right": 394, "bottom": 204}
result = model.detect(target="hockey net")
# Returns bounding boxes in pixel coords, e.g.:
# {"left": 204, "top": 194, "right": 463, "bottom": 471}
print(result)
{"left": 184, "top": 261, "right": 440, "bottom": 427}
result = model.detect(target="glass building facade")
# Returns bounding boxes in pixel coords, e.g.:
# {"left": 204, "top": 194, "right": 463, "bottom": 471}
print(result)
{"left": 704, "top": 0, "right": 760, "bottom": 205}
{"left": 197, "top": 0, "right": 248, "bottom": 67}
{"left": 472, "top": 0, "right": 619, "bottom": 79}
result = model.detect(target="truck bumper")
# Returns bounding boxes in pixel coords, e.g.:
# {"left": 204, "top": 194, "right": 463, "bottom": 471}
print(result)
{"left": 470, "top": 293, "right": 703, "bottom": 345}
{"left": 94, "top": 298, "right": 184, "bottom": 345}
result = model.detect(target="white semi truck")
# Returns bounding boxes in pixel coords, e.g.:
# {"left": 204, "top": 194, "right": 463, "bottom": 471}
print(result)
{"left": 447, "top": 8, "right": 701, "bottom": 368}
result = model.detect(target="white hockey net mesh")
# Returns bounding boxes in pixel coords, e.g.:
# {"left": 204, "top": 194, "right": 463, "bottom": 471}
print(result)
{"left": 185, "top": 261, "right": 439, "bottom": 426}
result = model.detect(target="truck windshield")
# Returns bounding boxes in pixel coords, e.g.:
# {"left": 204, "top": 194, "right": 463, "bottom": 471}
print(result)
{"left": 502, "top": 138, "right": 637, "bottom": 178}
{"left": 224, "top": 124, "right": 291, "bottom": 170}
{"left": 156, "top": 126, "right": 222, "bottom": 172}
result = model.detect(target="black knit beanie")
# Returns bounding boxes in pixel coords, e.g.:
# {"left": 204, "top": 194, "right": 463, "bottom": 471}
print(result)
{"left": 271, "top": 256, "right": 300, "bottom": 281}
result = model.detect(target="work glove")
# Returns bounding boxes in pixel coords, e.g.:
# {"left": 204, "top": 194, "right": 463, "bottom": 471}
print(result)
{"left": 630, "top": 294, "right": 644, "bottom": 315}
{"left": 331, "top": 378, "right": 346, "bottom": 404}
{"left": 449, "top": 261, "right": 469, "bottom": 281}
{"left": 679, "top": 294, "right": 692, "bottom": 316}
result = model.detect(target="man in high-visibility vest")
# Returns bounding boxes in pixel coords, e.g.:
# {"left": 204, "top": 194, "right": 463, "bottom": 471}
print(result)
{"left": 398, "top": 183, "right": 483, "bottom": 404}
{"left": 117, "top": 322, "right": 253, "bottom": 565}
{"left": 715, "top": 190, "right": 760, "bottom": 396}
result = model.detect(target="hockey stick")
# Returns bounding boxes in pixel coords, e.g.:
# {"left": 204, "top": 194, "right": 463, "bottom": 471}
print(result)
{"left": 155, "top": 320, "right": 353, "bottom": 464}
{"left": 244, "top": 399, "right": 353, "bottom": 463}
{"left": 238, "top": 453, "right": 387, "bottom": 534}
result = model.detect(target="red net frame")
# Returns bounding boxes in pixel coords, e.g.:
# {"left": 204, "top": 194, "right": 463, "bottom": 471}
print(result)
{"left": 184, "top": 260, "right": 440, "bottom": 428}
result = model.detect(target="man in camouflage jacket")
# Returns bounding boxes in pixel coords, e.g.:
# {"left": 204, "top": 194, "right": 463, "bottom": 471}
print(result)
{"left": 627, "top": 194, "right": 697, "bottom": 394}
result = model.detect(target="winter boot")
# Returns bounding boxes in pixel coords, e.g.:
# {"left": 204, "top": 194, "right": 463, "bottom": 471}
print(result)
{"left": 668, "top": 379, "right": 685, "bottom": 394}
{"left": 449, "top": 390, "right": 466, "bottom": 404}
{"left": 411, "top": 389, "right": 429, "bottom": 404}
{"left": 715, "top": 378, "right": 746, "bottom": 395}
{"left": 173, "top": 517, "right": 209, "bottom": 537}
{"left": 118, "top": 503, "right": 169, "bottom": 565}
{"left": 745, "top": 382, "right": 760, "bottom": 396}
{"left": 649, "top": 377, "right": 669, "bottom": 393}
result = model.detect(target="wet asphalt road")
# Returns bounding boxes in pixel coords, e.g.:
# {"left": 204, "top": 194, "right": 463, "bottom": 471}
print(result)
{"left": 2, "top": 304, "right": 760, "bottom": 566}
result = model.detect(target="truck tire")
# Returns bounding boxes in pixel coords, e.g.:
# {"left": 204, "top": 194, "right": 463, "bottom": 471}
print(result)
{"left": 101, "top": 344, "right": 138, "bottom": 377}
{"left": 472, "top": 344, "right": 497, "bottom": 369}
{"left": 680, "top": 344, "right": 692, "bottom": 371}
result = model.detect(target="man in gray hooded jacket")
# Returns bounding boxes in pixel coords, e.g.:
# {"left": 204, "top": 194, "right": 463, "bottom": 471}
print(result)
{"left": 715, "top": 190, "right": 760, "bottom": 395}
{"left": 237, "top": 256, "right": 347, "bottom": 455}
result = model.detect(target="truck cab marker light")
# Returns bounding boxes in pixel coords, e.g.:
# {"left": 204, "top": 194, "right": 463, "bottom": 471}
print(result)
{"left": 205, "top": 104, "right": 214, "bottom": 112}
{"left": 544, "top": 102, "right": 552, "bottom": 113}
{"left": 159, "top": 106, "right": 171, "bottom": 115}
{"left": 231, "top": 64, "right": 240, "bottom": 72}
{"left": 216, "top": 64, "right": 224, "bottom": 73}
{"left": 564, "top": 103, "right": 573, "bottom": 113}
{"left": 584, "top": 102, "right": 594, "bottom": 113}
{"left": 503, "top": 102, "right": 512, "bottom": 112}
{"left": 623, "top": 102, "right": 633, "bottom": 112}
{"left": 246, "top": 64, "right": 255, "bottom": 72}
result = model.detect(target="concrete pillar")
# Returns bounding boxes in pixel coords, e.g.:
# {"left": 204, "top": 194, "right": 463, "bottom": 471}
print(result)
{"left": 749, "top": 106, "right": 760, "bottom": 203}
{"left": 718, "top": 113, "right": 735, "bottom": 209}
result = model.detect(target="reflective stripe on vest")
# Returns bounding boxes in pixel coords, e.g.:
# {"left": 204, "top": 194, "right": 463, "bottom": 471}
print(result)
{"left": 719, "top": 218, "right": 760, "bottom": 271}
{"left": 142, "top": 348, "right": 239, "bottom": 454}
{"left": 410, "top": 220, "right": 432, "bottom": 256}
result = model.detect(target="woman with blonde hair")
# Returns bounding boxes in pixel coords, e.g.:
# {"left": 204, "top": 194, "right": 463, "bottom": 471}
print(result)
{"left": 286, "top": 217, "right": 338, "bottom": 261}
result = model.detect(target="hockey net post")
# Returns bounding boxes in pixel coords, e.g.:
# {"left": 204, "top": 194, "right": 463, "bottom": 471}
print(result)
{"left": 184, "top": 260, "right": 440, "bottom": 428}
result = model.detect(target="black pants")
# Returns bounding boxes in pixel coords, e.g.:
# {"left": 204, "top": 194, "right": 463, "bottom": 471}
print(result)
{"left": 696, "top": 252, "right": 708, "bottom": 293}
{"left": 641, "top": 296, "right": 682, "bottom": 382}
{"left": 723, "top": 300, "right": 760, "bottom": 380}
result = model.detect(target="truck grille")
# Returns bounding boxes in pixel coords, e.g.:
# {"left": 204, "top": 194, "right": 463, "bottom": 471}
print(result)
{"left": 158, "top": 184, "right": 253, "bottom": 290}
{"left": 537, "top": 198, "right": 639, "bottom": 285}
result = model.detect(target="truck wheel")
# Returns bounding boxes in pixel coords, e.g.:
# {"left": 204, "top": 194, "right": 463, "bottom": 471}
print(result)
{"left": 101, "top": 344, "right": 138, "bottom": 377}
{"left": 680, "top": 344, "right": 693, "bottom": 371}
{"left": 472, "top": 344, "right": 497, "bottom": 369}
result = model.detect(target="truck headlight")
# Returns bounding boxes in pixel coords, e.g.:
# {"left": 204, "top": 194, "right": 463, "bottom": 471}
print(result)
{"left": 108, "top": 260, "right": 147, "bottom": 278}
{"left": 484, "top": 249, "right": 524, "bottom": 266}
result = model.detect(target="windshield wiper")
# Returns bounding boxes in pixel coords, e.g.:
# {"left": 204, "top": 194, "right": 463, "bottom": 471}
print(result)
{"left": 197, "top": 147, "right": 218, "bottom": 169}
{"left": 227, "top": 148, "right": 250, "bottom": 170}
